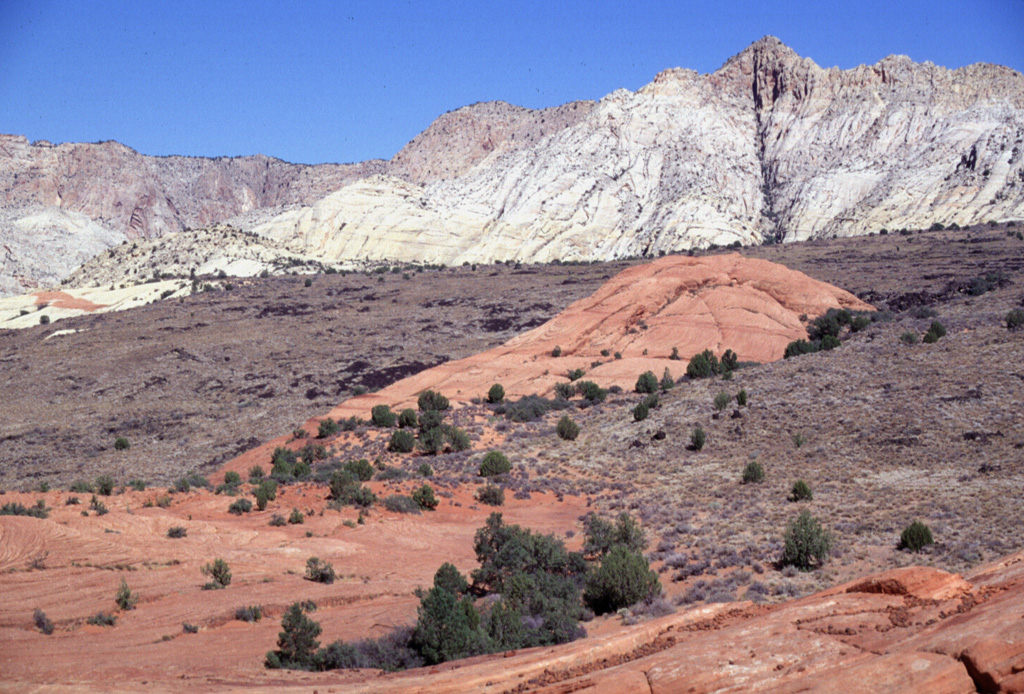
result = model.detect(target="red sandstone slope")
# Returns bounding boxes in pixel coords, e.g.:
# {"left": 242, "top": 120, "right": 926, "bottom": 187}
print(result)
{"left": 325, "top": 252, "right": 872, "bottom": 420}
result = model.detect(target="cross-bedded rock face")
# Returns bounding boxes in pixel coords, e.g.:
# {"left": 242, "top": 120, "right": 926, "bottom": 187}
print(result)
{"left": 3, "top": 37, "right": 1024, "bottom": 295}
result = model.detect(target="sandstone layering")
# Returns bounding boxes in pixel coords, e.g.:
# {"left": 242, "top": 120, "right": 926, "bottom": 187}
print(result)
{"left": 3, "top": 37, "right": 1024, "bottom": 295}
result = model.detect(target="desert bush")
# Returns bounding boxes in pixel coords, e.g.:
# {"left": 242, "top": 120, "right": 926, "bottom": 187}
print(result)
{"left": 686, "top": 349, "right": 720, "bottom": 379}
{"left": 248, "top": 465, "right": 265, "bottom": 482}
{"left": 551, "top": 345, "right": 562, "bottom": 357}
{"left": 633, "top": 402, "right": 649, "bottom": 422}
{"left": 254, "top": 479, "right": 277, "bottom": 510}
{"left": 236, "top": 605, "right": 263, "bottom": 622}
{"left": 556, "top": 415, "right": 580, "bottom": 441}
{"left": 690, "top": 427, "right": 706, "bottom": 451}
{"left": 582, "top": 511, "right": 647, "bottom": 558}
{"left": 635, "top": 371, "right": 658, "bottom": 394}
{"left": 87, "top": 612, "right": 117, "bottom": 627}
{"left": 343, "top": 458, "right": 374, "bottom": 481}
{"left": 928, "top": 320, "right": 947, "bottom": 338}
{"left": 397, "top": 408, "right": 418, "bottom": 428}
{"left": 115, "top": 578, "right": 138, "bottom": 610}
{"left": 269, "top": 514, "right": 287, "bottom": 527}
{"left": 790, "top": 480, "right": 813, "bottom": 501}
{"left": 418, "top": 426, "right": 448, "bottom": 455}
{"left": 899, "top": 521, "right": 934, "bottom": 552}
{"left": 714, "top": 391, "right": 731, "bottom": 412}
{"left": 567, "top": 368, "right": 585, "bottom": 381}
{"left": 417, "top": 390, "right": 449, "bottom": 412}
{"left": 223, "top": 470, "right": 241, "bottom": 486}
{"left": 575, "top": 380, "right": 607, "bottom": 403}
{"left": 553, "top": 382, "right": 574, "bottom": 399}
{"left": 850, "top": 315, "right": 872, "bottom": 332}
{"left": 371, "top": 405, "right": 396, "bottom": 428}
{"left": 305, "top": 557, "right": 336, "bottom": 584}
{"left": 670, "top": 346, "right": 680, "bottom": 360}
{"left": 736, "top": 388, "right": 748, "bottom": 406}
{"left": 412, "top": 577, "right": 487, "bottom": 665}
{"left": 388, "top": 429, "right": 416, "bottom": 453}
{"left": 201, "top": 558, "right": 232, "bottom": 589}
{"left": 39, "top": 314, "right": 50, "bottom": 325}
{"left": 317, "top": 418, "right": 339, "bottom": 439}
{"left": 412, "top": 484, "right": 439, "bottom": 510}
{"left": 384, "top": 495, "right": 421, "bottom": 514}
{"left": 742, "top": 461, "right": 765, "bottom": 484}
{"left": 418, "top": 463, "right": 433, "bottom": 477}
{"left": 1006, "top": 309, "right": 1024, "bottom": 331}
{"left": 1, "top": 501, "right": 49, "bottom": 519}
{"left": 583, "top": 545, "right": 661, "bottom": 615}
{"left": 70, "top": 480, "right": 95, "bottom": 493}
{"left": 95, "top": 475, "right": 115, "bottom": 496}
{"left": 114, "top": 437, "right": 131, "bottom": 451}
{"left": 448, "top": 427, "right": 471, "bottom": 452}
{"left": 720, "top": 349, "right": 739, "bottom": 373}
{"left": 89, "top": 495, "right": 108, "bottom": 515}
{"left": 34, "top": 608, "right": 54, "bottom": 635}
{"left": 784, "top": 339, "right": 819, "bottom": 358}
{"left": 820, "top": 334, "right": 841, "bottom": 350}
{"left": 476, "top": 485, "right": 505, "bottom": 506}
{"left": 265, "top": 601, "right": 321, "bottom": 670}
{"left": 228, "top": 498, "right": 253, "bottom": 515}
{"left": 479, "top": 451, "right": 511, "bottom": 477}
{"left": 781, "top": 510, "right": 833, "bottom": 571}
{"left": 900, "top": 331, "right": 919, "bottom": 345}
{"left": 288, "top": 508, "right": 304, "bottom": 524}
{"left": 487, "top": 383, "right": 505, "bottom": 404}
{"left": 167, "top": 525, "right": 187, "bottom": 538}
{"left": 504, "top": 394, "right": 570, "bottom": 422}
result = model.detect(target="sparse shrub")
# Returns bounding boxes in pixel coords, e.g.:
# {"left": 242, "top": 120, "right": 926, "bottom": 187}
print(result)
{"left": 448, "top": 427, "right": 471, "bottom": 452}
{"left": 89, "top": 495, "right": 108, "bottom": 515}
{"left": 551, "top": 345, "right": 562, "bottom": 357}
{"left": 791, "top": 480, "right": 813, "bottom": 501}
{"left": 553, "top": 381, "right": 574, "bottom": 399}
{"left": 228, "top": 498, "right": 253, "bottom": 515}
{"left": 236, "top": 605, "right": 263, "bottom": 622}
{"left": 575, "top": 380, "right": 607, "bottom": 403}
{"left": 583, "top": 545, "right": 661, "bottom": 615}
{"left": 39, "top": 314, "right": 50, "bottom": 325}
{"left": 265, "top": 601, "right": 321, "bottom": 669}
{"left": 1006, "top": 309, "right": 1024, "bottom": 331}
{"left": 115, "top": 578, "right": 138, "bottom": 610}
{"left": 371, "top": 405, "right": 396, "bottom": 428}
{"left": 713, "top": 391, "right": 731, "bottom": 412}
{"left": 398, "top": 408, "right": 418, "bottom": 428}
{"left": 742, "top": 461, "right": 765, "bottom": 484}
{"left": 114, "top": 437, "right": 131, "bottom": 451}
{"left": 248, "top": 465, "right": 265, "bottom": 482}
{"left": 1, "top": 501, "right": 49, "bottom": 519}
{"left": 34, "top": 608, "right": 54, "bottom": 635}
{"left": 201, "top": 558, "right": 232, "bottom": 589}
{"left": 388, "top": 429, "right": 416, "bottom": 453}
{"left": 343, "top": 458, "right": 374, "bottom": 481}
{"left": 167, "top": 526, "right": 187, "bottom": 538}
{"left": 635, "top": 371, "right": 658, "bottom": 394}
{"left": 383, "top": 495, "right": 421, "bottom": 514}
{"left": 820, "top": 334, "right": 841, "bottom": 350}
{"left": 317, "top": 418, "right": 339, "bottom": 439}
{"left": 900, "top": 331, "right": 919, "bottom": 345}
{"left": 476, "top": 485, "right": 504, "bottom": 506}
{"left": 850, "top": 315, "right": 871, "bottom": 332}
{"left": 224, "top": 471, "right": 241, "bottom": 486}
{"left": 417, "top": 390, "right": 449, "bottom": 412}
{"left": 781, "top": 510, "right": 833, "bottom": 571}
{"left": 670, "top": 346, "right": 680, "bottom": 360}
{"left": 721, "top": 349, "right": 738, "bottom": 373}
{"left": 791, "top": 432, "right": 806, "bottom": 448}
{"left": 784, "top": 339, "right": 818, "bottom": 358}
{"left": 288, "top": 508, "right": 304, "bottom": 524}
{"left": 87, "top": 612, "right": 117, "bottom": 627}
{"left": 928, "top": 320, "right": 946, "bottom": 338}
{"left": 487, "top": 383, "right": 505, "bottom": 404}
{"left": 633, "top": 402, "right": 649, "bottom": 422}
{"left": 412, "top": 484, "right": 439, "bottom": 510}
{"left": 567, "top": 368, "right": 585, "bottom": 381}
{"left": 556, "top": 415, "right": 580, "bottom": 441}
{"left": 418, "top": 463, "right": 433, "bottom": 477}
{"left": 254, "top": 479, "right": 277, "bottom": 510}
{"left": 269, "top": 514, "right": 287, "bottom": 527}
{"left": 95, "top": 475, "right": 115, "bottom": 496}
{"left": 305, "top": 557, "right": 336, "bottom": 584}
{"left": 660, "top": 368, "right": 674, "bottom": 392}
{"left": 923, "top": 330, "right": 938, "bottom": 343}
{"left": 582, "top": 511, "right": 647, "bottom": 558}
{"left": 479, "top": 451, "right": 511, "bottom": 477}
{"left": 690, "top": 427, "right": 706, "bottom": 451}
{"left": 899, "top": 521, "right": 934, "bottom": 552}
{"left": 686, "top": 350, "right": 720, "bottom": 379}
{"left": 736, "top": 389, "right": 748, "bottom": 406}
{"left": 70, "top": 480, "right": 95, "bottom": 493}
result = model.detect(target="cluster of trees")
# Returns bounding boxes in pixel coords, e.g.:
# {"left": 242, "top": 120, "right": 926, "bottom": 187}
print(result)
{"left": 374, "top": 390, "right": 471, "bottom": 456}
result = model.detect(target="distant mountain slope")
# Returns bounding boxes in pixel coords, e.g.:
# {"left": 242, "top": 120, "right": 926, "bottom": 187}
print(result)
{"left": 3, "top": 36, "right": 1023, "bottom": 295}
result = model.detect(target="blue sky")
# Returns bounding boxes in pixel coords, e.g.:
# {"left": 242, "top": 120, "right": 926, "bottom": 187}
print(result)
{"left": 1, "top": 0, "right": 1021, "bottom": 164}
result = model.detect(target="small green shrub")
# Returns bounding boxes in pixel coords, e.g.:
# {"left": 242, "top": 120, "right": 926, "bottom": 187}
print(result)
{"left": 899, "top": 521, "right": 934, "bottom": 552}
{"left": 305, "top": 557, "right": 336, "bottom": 584}
{"left": 632, "top": 402, "right": 649, "bottom": 422}
{"left": 820, "top": 334, "right": 841, "bottom": 350}
{"left": 223, "top": 470, "right": 241, "bottom": 486}
{"left": 784, "top": 339, "right": 818, "bottom": 358}
{"left": 635, "top": 371, "right": 658, "bottom": 394}
{"left": 288, "top": 508, "right": 304, "bottom": 524}
{"left": 476, "top": 484, "right": 504, "bottom": 506}
{"left": 248, "top": 465, "right": 265, "bottom": 483}
{"left": 39, "top": 314, "right": 50, "bottom": 325}
{"left": 1006, "top": 309, "right": 1024, "bottom": 331}
{"left": 686, "top": 350, "right": 720, "bottom": 378}
{"left": 417, "top": 390, "right": 449, "bottom": 412}
{"left": 87, "top": 612, "right": 117, "bottom": 627}
{"left": 95, "top": 475, "right": 115, "bottom": 496}
{"left": 371, "top": 405, "right": 396, "bottom": 428}
{"left": 317, "top": 418, "right": 340, "bottom": 439}
{"left": 929, "top": 320, "right": 946, "bottom": 338}
{"left": 713, "top": 391, "right": 731, "bottom": 412}
{"left": 388, "top": 429, "right": 416, "bottom": 453}
{"left": 551, "top": 345, "right": 562, "bottom": 357}
{"left": 398, "top": 408, "right": 418, "bottom": 428}
{"left": 791, "top": 432, "right": 806, "bottom": 448}
{"left": 900, "top": 331, "right": 919, "bottom": 345}
{"left": 583, "top": 545, "right": 661, "bottom": 615}
{"left": 114, "top": 437, "right": 131, "bottom": 451}
{"left": 344, "top": 459, "right": 374, "bottom": 481}
{"left": 487, "top": 383, "right": 505, "bottom": 404}
{"left": 383, "top": 495, "right": 421, "bottom": 514}
{"left": 742, "top": 461, "right": 765, "bottom": 484}
{"left": 556, "top": 415, "right": 580, "bottom": 441}
{"left": 228, "top": 498, "right": 253, "bottom": 515}
{"left": 34, "top": 608, "right": 54, "bottom": 635}
{"left": 269, "top": 514, "right": 287, "bottom": 527}
{"left": 781, "top": 510, "right": 833, "bottom": 571}
{"left": 690, "top": 427, "right": 706, "bottom": 451}
{"left": 736, "top": 389, "right": 748, "bottom": 406}
{"left": 418, "top": 462, "right": 434, "bottom": 477}
{"left": 1, "top": 501, "right": 49, "bottom": 519}
{"left": 265, "top": 602, "right": 321, "bottom": 669}
{"left": 115, "top": 578, "right": 138, "bottom": 610}
{"left": 575, "top": 380, "right": 607, "bottom": 403}
{"left": 235, "top": 605, "right": 263, "bottom": 622}
{"left": 479, "top": 451, "right": 511, "bottom": 477}
{"left": 412, "top": 484, "right": 439, "bottom": 510}
{"left": 567, "top": 368, "right": 585, "bottom": 381}
{"left": 790, "top": 480, "right": 813, "bottom": 501}
{"left": 202, "top": 558, "right": 232, "bottom": 589}
{"left": 70, "top": 480, "right": 95, "bottom": 493}
{"left": 850, "top": 315, "right": 871, "bottom": 332}
{"left": 167, "top": 526, "right": 187, "bottom": 539}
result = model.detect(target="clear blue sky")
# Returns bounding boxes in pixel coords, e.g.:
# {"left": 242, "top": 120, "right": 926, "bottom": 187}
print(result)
{"left": 2, "top": 0, "right": 1021, "bottom": 164}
